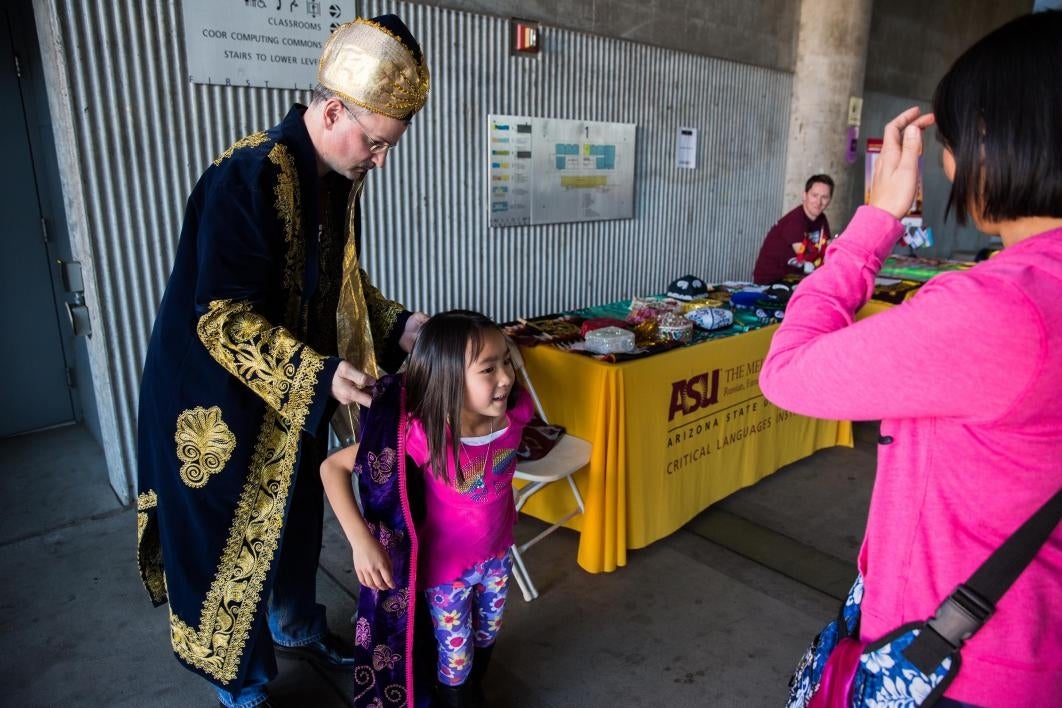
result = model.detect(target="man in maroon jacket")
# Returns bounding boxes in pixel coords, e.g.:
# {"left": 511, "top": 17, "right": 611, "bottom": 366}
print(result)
{"left": 753, "top": 174, "right": 834, "bottom": 283}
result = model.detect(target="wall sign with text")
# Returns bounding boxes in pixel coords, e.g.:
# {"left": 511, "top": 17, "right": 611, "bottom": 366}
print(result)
{"left": 182, "top": 0, "right": 355, "bottom": 90}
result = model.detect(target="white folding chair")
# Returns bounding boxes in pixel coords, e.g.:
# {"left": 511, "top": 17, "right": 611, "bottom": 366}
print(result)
{"left": 508, "top": 344, "right": 592, "bottom": 601}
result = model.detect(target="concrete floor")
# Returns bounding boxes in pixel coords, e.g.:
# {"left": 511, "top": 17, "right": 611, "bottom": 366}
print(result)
{"left": 0, "top": 422, "right": 878, "bottom": 707}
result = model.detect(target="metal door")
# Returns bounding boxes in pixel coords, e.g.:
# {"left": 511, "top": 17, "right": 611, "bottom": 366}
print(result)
{"left": 0, "top": 7, "right": 75, "bottom": 436}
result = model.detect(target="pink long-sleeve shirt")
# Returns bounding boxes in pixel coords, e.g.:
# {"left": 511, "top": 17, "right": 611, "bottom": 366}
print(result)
{"left": 406, "top": 390, "right": 533, "bottom": 589}
{"left": 760, "top": 206, "right": 1062, "bottom": 706}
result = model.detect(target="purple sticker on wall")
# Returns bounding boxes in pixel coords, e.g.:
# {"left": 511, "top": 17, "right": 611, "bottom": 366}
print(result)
{"left": 845, "top": 125, "right": 859, "bottom": 164}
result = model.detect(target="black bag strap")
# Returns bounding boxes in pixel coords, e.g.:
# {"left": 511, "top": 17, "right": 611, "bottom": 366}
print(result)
{"left": 967, "top": 486, "right": 1062, "bottom": 602}
{"left": 906, "top": 487, "right": 1062, "bottom": 674}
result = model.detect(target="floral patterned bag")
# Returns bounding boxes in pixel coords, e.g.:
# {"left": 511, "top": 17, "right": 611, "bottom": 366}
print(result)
{"left": 787, "top": 488, "right": 1062, "bottom": 708}
{"left": 786, "top": 575, "right": 865, "bottom": 708}
{"left": 788, "top": 580, "right": 973, "bottom": 708}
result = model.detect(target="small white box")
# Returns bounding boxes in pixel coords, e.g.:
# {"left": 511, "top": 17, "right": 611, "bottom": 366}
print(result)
{"left": 584, "top": 326, "right": 635, "bottom": 354}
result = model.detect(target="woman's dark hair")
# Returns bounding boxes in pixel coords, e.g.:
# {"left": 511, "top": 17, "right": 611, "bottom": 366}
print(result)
{"left": 932, "top": 10, "right": 1062, "bottom": 226}
{"left": 404, "top": 309, "right": 515, "bottom": 486}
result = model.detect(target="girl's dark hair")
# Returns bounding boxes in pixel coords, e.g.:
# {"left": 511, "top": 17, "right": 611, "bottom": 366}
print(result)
{"left": 932, "top": 10, "right": 1062, "bottom": 226}
{"left": 404, "top": 309, "right": 515, "bottom": 486}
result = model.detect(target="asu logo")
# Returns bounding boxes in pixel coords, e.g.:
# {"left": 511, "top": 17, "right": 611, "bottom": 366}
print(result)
{"left": 667, "top": 369, "right": 721, "bottom": 421}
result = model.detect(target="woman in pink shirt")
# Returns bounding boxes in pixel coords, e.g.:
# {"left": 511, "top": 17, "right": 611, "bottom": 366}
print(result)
{"left": 761, "top": 11, "right": 1062, "bottom": 707}
{"left": 323, "top": 310, "right": 532, "bottom": 707}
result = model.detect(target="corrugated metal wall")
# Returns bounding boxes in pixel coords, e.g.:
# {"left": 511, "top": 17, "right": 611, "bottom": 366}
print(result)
{"left": 361, "top": 0, "right": 791, "bottom": 318}
{"left": 38, "top": 0, "right": 791, "bottom": 498}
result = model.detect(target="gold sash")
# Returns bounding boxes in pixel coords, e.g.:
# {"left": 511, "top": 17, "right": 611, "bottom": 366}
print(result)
{"left": 332, "top": 178, "right": 376, "bottom": 444}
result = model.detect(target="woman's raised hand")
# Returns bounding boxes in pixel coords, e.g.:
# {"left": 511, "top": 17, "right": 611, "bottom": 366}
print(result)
{"left": 869, "top": 107, "right": 936, "bottom": 220}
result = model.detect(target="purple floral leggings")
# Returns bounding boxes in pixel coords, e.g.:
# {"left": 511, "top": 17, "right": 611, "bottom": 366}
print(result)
{"left": 424, "top": 551, "right": 513, "bottom": 685}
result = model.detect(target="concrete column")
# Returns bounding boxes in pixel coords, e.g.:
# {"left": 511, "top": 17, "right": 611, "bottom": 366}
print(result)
{"left": 783, "top": 0, "right": 874, "bottom": 229}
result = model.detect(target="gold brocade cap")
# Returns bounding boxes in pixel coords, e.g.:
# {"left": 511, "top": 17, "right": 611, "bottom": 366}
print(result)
{"left": 318, "top": 16, "right": 430, "bottom": 120}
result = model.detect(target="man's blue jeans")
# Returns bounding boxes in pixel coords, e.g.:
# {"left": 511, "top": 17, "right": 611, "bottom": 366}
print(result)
{"left": 215, "top": 459, "right": 329, "bottom": 707}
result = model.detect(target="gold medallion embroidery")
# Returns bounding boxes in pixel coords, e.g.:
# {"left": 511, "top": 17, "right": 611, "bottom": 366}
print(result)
{"left": 174, "top": 407, "right": 237, "bottom": 488}
{"left": 213, "top": 131, "right": 269, "bottom": 166}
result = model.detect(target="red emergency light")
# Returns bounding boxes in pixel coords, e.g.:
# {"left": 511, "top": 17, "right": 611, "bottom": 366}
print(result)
{"left": 511, "top": 19, "right": 541, "bottom": 56}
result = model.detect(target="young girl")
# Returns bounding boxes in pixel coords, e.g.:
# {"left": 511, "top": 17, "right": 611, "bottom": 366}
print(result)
{"left": 761, "top": 11, "right": 1062, "bottom": 706}
{"left": 322, "top": 310, "right": 533, "bottom": 708}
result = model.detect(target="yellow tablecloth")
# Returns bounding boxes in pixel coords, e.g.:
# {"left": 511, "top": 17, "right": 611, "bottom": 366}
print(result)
{"left": 857, "top": 300, "right": 895, "bottom": 319}
{"left": 518, "top": 325, "right": 853, "bottom": 573}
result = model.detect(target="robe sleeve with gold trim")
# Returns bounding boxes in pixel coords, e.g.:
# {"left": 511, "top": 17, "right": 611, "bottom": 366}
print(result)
{"left": 362, "top": 265, "right": 410, "bottom": 374}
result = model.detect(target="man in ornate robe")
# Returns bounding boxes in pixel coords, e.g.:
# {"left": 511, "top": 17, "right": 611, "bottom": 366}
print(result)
{"left": 136, "top": 15, "right": 430, "bottom": 707}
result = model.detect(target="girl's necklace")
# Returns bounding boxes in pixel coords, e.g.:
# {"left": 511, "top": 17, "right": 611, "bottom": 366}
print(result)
{"left": 457, "top": 415, "right": 495, "bottom": 492}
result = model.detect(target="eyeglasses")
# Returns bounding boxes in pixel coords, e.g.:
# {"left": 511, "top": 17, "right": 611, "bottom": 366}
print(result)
{"left": 348, "top": 109, "right": 397, "bottom": 155}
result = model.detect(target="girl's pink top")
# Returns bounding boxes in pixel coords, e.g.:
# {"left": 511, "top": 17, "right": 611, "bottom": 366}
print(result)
{"left": 760, "top": 206, "right": 1062, "bottom": 706}
{"left": 405, "top": 389, "right": 533, "bottom": 589}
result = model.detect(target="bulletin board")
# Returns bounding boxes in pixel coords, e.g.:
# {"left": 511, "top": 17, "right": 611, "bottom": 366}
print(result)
{"left": 487, "top": 115, "right": 637, "bottom": 228}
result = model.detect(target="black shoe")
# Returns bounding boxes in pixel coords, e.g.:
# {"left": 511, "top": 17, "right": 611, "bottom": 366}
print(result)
{"left": 275, "top": 633, "right": 355, "bottom": 668}
{"left": 435, "top": 681, "right": 483, "bottom": 708}
{"left": 469, "top": 644, "right": 494, "bottom": 685}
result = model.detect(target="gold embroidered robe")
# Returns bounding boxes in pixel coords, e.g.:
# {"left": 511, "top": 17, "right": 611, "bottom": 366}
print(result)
{"left": 136, "top": 105, "right": 409, "bottom": 689}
